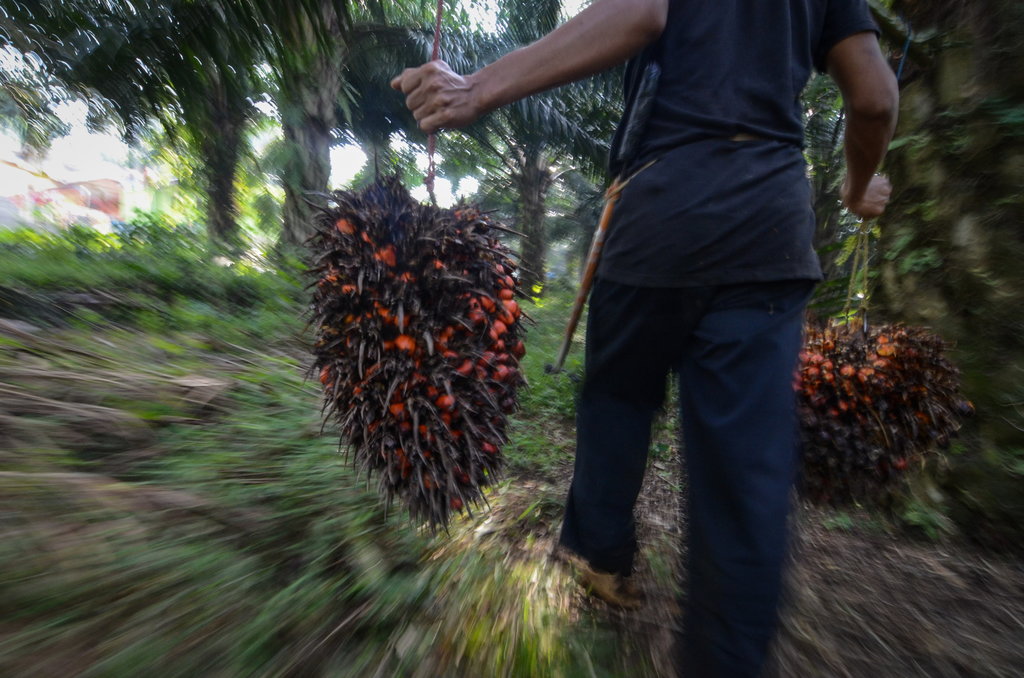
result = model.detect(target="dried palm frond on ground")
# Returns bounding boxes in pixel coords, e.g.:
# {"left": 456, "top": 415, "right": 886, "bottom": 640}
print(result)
{"left": 797, "top": 323, "right": 974, "bottom": 503}
{"left": 769, "top": 506, "right": 1024, "bottom": 678}
{"left": 308, "top": 177, "right": 527, "bottom": 528}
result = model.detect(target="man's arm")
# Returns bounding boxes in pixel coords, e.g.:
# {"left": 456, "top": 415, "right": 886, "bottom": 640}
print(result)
{"left": 827, "top": 31, "right": 900, "bottom": 218}
{"left": 391, "top": 0, "right": 668, "bottom": 133}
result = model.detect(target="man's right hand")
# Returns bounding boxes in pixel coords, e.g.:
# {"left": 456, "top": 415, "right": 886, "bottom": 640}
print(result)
{"left": 390, "top": 0, "right": 668, "bottom": 135}
{"left": 390, "top": 61, "right": 484, "bottom": 134}
{"left": 841, "top": 174, "right": 892, "bottom": 219}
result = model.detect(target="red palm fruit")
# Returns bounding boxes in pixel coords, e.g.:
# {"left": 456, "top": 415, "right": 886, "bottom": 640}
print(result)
{"left": 489, "top": 320, "right": 508, "bottom": 341}
{"left": 310, "top": 177, "right": 527, "bottom": 529}
{"left": 511, "top": 340, "right": 526, "bottom": 359}
{"left": 375, "top": 245, "right": 397, "bottom": 267}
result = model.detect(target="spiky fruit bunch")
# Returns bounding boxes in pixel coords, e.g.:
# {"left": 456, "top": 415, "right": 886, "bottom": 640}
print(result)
{"left": 797, "top": 323, "right": 973, "bottom": 503}
{"left": 308, "top": 177, "right": 526, "bottom": 528}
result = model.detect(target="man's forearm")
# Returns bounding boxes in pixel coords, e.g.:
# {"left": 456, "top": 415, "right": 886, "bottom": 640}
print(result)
{"left": 843, "top": 99, "right": 898, "bottom": 204}
{"left": 468, "top": 0, "right": 667, "bottom": 114}
{"left": 828, "top": 32, "right": 899, "bottom": 215}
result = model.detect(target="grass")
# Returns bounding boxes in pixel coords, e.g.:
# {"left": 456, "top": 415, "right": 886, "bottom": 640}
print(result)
{"left": 0, "top": 256, "right": 676, "bottom": 677}
{"left": 7, "top": 243, "right": 1024, "bottom": 678}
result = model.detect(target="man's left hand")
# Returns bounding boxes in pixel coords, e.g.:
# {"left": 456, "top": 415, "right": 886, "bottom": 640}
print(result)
{"left": 390, "top": 61, "right": 482, "bottom": 133}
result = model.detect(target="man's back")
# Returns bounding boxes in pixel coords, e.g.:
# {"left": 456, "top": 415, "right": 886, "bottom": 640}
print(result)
{"left": 634, "top": 0, "right": 878, "bottom": 158}
{"left": 599, "top": 0, "right": 880, "bottom": 289}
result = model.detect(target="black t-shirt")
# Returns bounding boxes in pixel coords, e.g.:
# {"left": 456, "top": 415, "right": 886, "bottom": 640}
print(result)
{"left": 598, "top": 0, "right": 879, "bottom": 287}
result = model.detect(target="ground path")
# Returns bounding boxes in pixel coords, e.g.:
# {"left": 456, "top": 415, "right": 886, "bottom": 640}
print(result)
{"left": 478, "top": 447, "right": 1024, "bottom": 678}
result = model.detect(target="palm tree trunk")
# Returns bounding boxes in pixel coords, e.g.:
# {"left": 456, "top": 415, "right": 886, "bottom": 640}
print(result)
{"left": 204, "top": 156, "right": 241, "bottom": 254}
{"left": 281, "top": 103, "right": 335, "bottom": 247}
{"left": 877, "top": 0, "right": 1024, "bottom": 447}
{"left": 515, "top": 152, "right": 553, "bottom": 295}
{"left": 279, "top": 3, "right": 346, "bottom": 247}
{"left": 198, "top": 79, "right": 247, "bottom": 255}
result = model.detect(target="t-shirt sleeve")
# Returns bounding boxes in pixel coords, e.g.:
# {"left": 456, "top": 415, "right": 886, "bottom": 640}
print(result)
{"left": 814, "top": 0, "right": 880, "bottom": 73}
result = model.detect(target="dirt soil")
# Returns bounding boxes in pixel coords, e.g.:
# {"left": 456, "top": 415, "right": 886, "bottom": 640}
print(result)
{"left": 489, "top": 453, "right": 1024, "bottom": 678}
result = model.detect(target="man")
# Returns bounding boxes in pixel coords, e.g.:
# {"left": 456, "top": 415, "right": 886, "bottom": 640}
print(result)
{"left": 392, "top": 1, "right": 897, "bottom": 675}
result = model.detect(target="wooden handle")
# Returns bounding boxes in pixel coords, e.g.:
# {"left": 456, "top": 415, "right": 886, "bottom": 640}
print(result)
{"left": 550, "top": 187, "right": 621, "bottom": 373}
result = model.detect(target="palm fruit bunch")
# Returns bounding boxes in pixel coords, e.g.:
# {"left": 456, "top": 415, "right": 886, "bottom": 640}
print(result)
{"left": 797, "top": 323, "right": 973, "bottom": 503}
{"left": 308, "top": 177, "right": 527, "bottom": 528}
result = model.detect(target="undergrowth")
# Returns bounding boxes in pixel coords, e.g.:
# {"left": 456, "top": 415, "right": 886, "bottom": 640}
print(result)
{"left": 0, "top": 239, "right": 660, "bottom": 676}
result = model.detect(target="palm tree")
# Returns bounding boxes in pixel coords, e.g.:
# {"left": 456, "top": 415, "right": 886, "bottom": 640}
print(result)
{"left": 0, "top": 0, "right": 428, "bottom": 251}
{"left": 0, "top": 52, "right": 72, "bottom": 160}
{"left": 265, "top": 0, "right": 440, "bottom": 247}
{"left": 0, "top": 0, "right": 268, "bottom": 252}
{"left": 436, "top": 0, "right": 621, "bottom": 294}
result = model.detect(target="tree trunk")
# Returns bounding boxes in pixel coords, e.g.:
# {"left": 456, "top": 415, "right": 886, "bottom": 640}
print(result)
{"left": 876, "top": 0, "right": 1024, "bottom": 450}
{"left": 278, "top": 3, "right": 346, "bottom": 248}
{"left": 204, "top": 158, "right": 241, "bottom": 255}
{"left": 197, "top": 78, "right": 247, "bottom": 255}
{"left": 514, "top": 151, "right": 553, "bottom": 296}
{"left": 281, "top": 106, "right": 335, "bottom": 247}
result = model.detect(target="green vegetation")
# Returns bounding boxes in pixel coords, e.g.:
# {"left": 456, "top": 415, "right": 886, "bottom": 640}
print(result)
{"left": 0, "top": 231, "right": 673, "bottom": 676}
{"left": 1, "top": 0, "right": 1022, "bottom": 674}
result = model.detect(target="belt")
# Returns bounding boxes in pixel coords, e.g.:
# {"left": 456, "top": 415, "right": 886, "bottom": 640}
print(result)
{"left": 729, "top": 133, "right": 765, "bottom": 142}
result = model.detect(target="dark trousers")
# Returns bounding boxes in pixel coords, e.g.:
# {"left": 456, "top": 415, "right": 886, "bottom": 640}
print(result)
{"left": 558, "top": 277, "right": 814, "bottom": 678}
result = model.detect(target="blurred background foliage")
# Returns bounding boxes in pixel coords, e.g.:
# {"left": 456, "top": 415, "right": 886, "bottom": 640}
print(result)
{"left": 1, "top": 0, "right": 1023, "bottom": 675}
